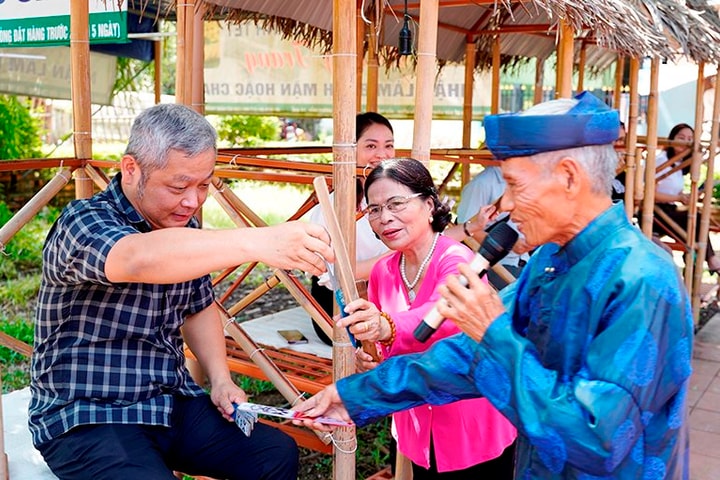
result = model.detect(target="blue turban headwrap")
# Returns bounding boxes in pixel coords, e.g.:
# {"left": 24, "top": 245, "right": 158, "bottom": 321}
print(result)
{"left": 484, "top": 91, "right": 620, "bottom": 160}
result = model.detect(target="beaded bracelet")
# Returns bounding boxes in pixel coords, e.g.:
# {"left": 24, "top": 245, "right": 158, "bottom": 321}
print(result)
{"left": 379, "top": 311, "right": 396, "bottom": 347}
{"left": 463, "top": 221, "right": 472, "bottom": 237}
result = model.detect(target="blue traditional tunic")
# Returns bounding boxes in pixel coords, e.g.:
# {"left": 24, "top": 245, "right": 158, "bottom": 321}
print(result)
{"left": 337, "top": 203, "right": 692, "bottom": 479}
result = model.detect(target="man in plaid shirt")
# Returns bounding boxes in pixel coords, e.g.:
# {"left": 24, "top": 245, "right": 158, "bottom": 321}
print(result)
{"left": 29, "top": 104, "right": 334, "bottom": 480}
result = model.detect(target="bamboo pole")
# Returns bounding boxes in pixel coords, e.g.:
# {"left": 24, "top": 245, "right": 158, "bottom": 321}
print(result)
{"left": 577, "top": 42, "right": 586, "bottom": 92}
{"left": 0, "top": 374, "right": 6, "bottom": 480}
{"left": 154, "top": 35, "right": 162, "bottom": 105}
{"left": 83, "top": 165, "right": 110, "bottom": 190}
{"left": 183, "top": 0, "right": 196, "bottom": 106}
{"left": 191, "top": 1, "right": 206, "bottom": 114}
{"left": 686, "top": 63, "right": 706, "bottom": 294}
{"left": 74, "top": 168, "right": 94, "bottom": 199}
{"left": 70, "top": 0, "right": 93, "bottom": 199}
{"left": 461, "top": 39, "right": 475, "bottom": 186}
{"left": 0, "top": 168, "right": 74, "bottom": 250}
{"left": 215, "top": 302, "right": 330, "bottom": 447}
{"left": 641, "top": 59, "right": 660, "bottom": 240}
{"left": 313, "top": 177, "right": 380, "bottom": 362}
{"left": 227, "top": 275, "right": 281, "bottom": 317}
{"left": 410, "top": 0, "right": 439, "bottom": 165}
{"left": 614, "top": 57, "right": 625, "bottom": 110}
{"left": 556, "top": 20, "right": 574, "bottom": 98}
{"left": 332, "top": 2, "right": 358, "bottom": 476}
{"left": 534, "top": 57, "right": 545, "bottom": 105}
{"left": 693, "top": 69, "right": 720, "bottom": 326}
{"left": 175, "top": 0, "right": 187, "bottom": 104}
{"left": 491, "top": 36, "right": 500, "bottom": 114}
{"left": 216, "top": 263, "right": 258, "bottom": 304}
{"left": 627, "top": 58, "right": 642, "bottom": 218}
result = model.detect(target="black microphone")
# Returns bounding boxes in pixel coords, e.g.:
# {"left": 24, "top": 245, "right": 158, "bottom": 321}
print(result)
{"left": 413, "top": 221, "right": 519, "bottom": 342}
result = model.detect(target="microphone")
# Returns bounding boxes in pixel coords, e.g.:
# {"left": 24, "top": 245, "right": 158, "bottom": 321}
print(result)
{"left": 413, "top": 221, "right": 519, "bottom": 343}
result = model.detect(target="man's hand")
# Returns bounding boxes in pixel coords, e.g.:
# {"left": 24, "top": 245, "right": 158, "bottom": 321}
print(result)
{"left": 260, "top": 221, "right": 335, "bottom": 276}
{"left": 210, "top": 379, "right": 249, "bottom": 422}
{"left": 437, "top": 263, "right": 505, "bottom": 342}
{"left": 291, "top": 385, "right": 351, "bottom": 432}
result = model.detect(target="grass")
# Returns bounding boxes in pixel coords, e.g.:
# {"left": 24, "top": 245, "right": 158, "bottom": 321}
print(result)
{"left": 0, "top": 276, "right": 37, "bottom": 392}
{"left": 203, "top": 179, "right": 313, "bottom": 228}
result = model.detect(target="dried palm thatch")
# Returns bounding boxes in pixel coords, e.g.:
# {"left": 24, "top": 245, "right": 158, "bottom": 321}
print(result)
{"left": 150, "top": 0, "right": 720, "bottom": 71}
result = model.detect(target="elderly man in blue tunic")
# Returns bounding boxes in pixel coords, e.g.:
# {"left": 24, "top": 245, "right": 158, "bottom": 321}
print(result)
{"left": 293, "top": 91, "right": 692, "bottom": 479}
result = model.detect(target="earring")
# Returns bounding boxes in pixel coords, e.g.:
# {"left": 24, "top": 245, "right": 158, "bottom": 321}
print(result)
{"left": 428, "top": 216, "right": 433, "bottom": 224}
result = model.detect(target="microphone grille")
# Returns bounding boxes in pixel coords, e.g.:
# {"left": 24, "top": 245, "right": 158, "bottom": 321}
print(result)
{"left": 479, "top": 221, "right": 519, "bottom": 266}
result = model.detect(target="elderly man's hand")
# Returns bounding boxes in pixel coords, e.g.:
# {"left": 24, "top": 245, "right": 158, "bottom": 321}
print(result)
{"left": 437, "top": 263, "right": 505, "bottom": 342}
{"left": 291, "top": 385, "right": 351, "bottom": 432}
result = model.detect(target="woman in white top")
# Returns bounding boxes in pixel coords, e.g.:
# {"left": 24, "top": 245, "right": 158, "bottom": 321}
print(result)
{"left": 308, "top": 113, "right": 395, "bottom": 343}
{"left": 653, "top": 123, "right": 720, "bottom": 273}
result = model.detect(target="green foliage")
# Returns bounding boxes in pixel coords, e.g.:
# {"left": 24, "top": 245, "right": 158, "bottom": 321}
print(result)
{"left": 235, "top": 377, "right": 276, "bottom": 395}
{"left": 0, "top": 274, "right": 41, "bottom": 307}
{"left": 0, "top": 316, "right": 33, "bottom": 392}
{"left": 0, "top": 202, "right": 59, "bottom": 280}
{"left": 216, "top": 115, "right": 280, "bottom": 147}
{"left": 0, "top": 95, "right": 43, "bottom": 160}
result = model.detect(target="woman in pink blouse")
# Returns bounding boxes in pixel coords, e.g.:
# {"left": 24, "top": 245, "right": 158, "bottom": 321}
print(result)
{"left": 338, "top": 158, "right": 516, "bottom": 478}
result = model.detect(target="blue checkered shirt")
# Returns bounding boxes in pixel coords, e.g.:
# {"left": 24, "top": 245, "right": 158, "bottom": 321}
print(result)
{"left": 29, "top": 173, "right": 213, "bottom": 446}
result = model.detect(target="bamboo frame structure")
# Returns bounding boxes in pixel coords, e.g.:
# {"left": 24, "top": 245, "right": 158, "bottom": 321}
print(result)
{"left": 6, "top": 2, "right": 720, "bottom": 479}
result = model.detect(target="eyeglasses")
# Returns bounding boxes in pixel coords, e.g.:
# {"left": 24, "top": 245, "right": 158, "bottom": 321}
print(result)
{"left": 364, "top": 193, "right": 423, "bottom": 220}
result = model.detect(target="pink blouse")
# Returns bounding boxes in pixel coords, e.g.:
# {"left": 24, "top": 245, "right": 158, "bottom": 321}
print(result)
{"left": 368, "top": 234, "right": 516, "bottom": 472}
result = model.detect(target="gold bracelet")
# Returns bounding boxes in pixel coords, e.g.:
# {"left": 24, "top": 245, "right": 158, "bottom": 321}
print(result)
{"left": 379, "top": 311, "right": 396, "bottom": 347}
{"left": 463, "top": 221, "right": 472, "bottom": 237}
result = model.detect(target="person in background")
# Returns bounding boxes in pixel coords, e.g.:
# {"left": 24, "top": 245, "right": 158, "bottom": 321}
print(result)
{"left": 307, "top": 112, "right": 394, "bottom": 344}
{"left": 293, "top": 92, "right": 692, "bottom": 479}
{"left": 652, "top": 122, "right": 720, "bottom": 273}
{"left": 339, "top": 158, "right": 516, "bottom": 479}
{"left": 456, "top": 165, "right": 531, "bottom": 289}
{"left": 29, "top": 103, "right": 334, "bottom": 480}
{"left": 611, "top": 121, "right": 628, "bottom": 203}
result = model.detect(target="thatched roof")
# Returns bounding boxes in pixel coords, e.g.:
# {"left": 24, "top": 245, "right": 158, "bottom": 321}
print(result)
{"left": 188, "top": 0, "right": 720, "bottom": 73}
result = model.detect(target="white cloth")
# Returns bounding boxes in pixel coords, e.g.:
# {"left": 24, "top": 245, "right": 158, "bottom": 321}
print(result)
{"left": 655, "top": 151, "right": 685, "bottom": 197}
{"left": 456, "top": 166, "right": 528, "bottom": 267}
{"left": 2, "top": 387, "right": 57, "bottom": 479}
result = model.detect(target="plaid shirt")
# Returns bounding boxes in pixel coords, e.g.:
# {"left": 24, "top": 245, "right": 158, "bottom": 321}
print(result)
{"left": 29, "top": 173, "right": 213, "bottom": 446}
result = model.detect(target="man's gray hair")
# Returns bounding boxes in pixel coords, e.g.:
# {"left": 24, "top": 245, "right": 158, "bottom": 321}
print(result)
{"left": 124, "top": 104, "right": 217, "bottom": 173}
{"left": 520, "top": 98, "right": 617, "bottom": 195}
